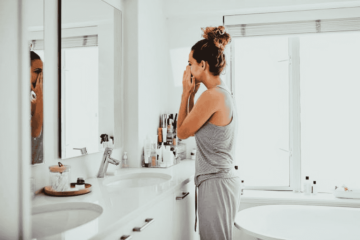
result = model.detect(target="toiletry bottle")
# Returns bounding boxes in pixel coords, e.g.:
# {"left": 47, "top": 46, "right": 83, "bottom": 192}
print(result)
{"left": 150, "top": 148, "right": 157, "bottom": 167}
{"left": 312, "top": 181, "right": 318, "bottom": 195}
{"left": 158, "top": 128, "right": 163, "bottom": 143}
{"left": 173, "top": 114, "right": 178, "bottom": 145}
{"left": 160, "top": 143, "right": 165, "bottom": 167}
{"left": 191, "top": 148, "right": 196, "bottom": 160}
{"left": 241, "top": 180, "right": 244, "bottom": 195}
{"left": 304, "top": 176, "right": 311, "bottom": 195}
{"left": 122, "top": 152, "right": 128, "bottom": 168}
{"left": 150, "top": 135, "right": 158, "bottom": 167}
{"left": 144, "top": 135, "right": 151, "bottom": 167}
{"left": 167, "top": 119, "right": 173, "bottom": 144}
{"left": 162, "top": 115, "right": 167, "bottom": 143}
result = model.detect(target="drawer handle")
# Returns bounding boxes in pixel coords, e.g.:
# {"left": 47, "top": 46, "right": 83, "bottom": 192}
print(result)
{"left": 120, "top": 235, "right": 132, "bottom": 240}
{"left": 133, "top": 218, "right": 154, "bottom": 232}
{"left": 176, "top": 192, "right": 189, "bottom": 200}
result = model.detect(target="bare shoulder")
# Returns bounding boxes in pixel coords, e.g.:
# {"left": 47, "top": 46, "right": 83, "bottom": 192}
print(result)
{"left": 200, "top": 87, "right": 223, "bottom": 101}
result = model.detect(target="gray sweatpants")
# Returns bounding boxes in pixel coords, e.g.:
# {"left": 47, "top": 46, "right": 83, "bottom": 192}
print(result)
{"left": 197, "top": 177, "right": 241, "bottom": 240}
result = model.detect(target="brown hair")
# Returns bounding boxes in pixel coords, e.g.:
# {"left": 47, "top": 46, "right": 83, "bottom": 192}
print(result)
{"left": 191, "top": 26, "right": 231, "bottom": 76}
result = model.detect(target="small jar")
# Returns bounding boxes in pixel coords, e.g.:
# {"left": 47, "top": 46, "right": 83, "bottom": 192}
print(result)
{"left": 49, "top": 162, "right": 71, "bottom": 192}
{"left": 75, "top": 177, "right": 85, "bottom": 190}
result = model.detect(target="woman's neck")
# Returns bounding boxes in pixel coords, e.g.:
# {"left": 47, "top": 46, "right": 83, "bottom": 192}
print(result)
{"left": 202, "top": 75, "right": 222, "bottom": 90}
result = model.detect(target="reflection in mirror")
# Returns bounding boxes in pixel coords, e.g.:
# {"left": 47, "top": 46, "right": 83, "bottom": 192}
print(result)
{"left": 29, "top": 0, "right": 44, "bottom": 165}
{"left": 61, "top": 0, "right": 121, "bottom": 159}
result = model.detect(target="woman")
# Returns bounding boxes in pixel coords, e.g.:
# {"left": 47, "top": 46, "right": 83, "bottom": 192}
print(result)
{"left": 177, "top": 26, "right": 241, "bottom": 240}
{"left": 30, "top": 51, "right": 44, "bottom": 164}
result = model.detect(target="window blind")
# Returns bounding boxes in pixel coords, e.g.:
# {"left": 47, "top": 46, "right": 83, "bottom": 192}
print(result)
{"left": 61, "top": 35, "right": 98, "bottom": 48}
{"left": 226, "top": 17, "right": 360, "bottom": 37}
{"left": 30, "top": 35, "right": 98, "bottom": 51}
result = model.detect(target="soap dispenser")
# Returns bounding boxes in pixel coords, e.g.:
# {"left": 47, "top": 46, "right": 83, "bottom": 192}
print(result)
{"left": 122, "top": 152, "right": 128, "bottom": 168}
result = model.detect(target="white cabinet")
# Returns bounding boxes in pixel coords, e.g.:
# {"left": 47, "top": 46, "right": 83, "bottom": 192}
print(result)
{"left": 104, "top": 195, "right": 173, "bottom": 240}
{"left": 102, "top": 178, "right": 199, "bottom": 240}
{"left": 173, "top": 180, "right": 200, "bottom": 240}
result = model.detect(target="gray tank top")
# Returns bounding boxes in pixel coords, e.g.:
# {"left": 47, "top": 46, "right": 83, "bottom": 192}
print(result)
{"left": 194, "top": 84, "right": 239, "bottom": 187}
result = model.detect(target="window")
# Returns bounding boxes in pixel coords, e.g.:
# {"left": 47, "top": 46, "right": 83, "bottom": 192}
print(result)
{"left": 226, "top": 7, "right": 360, "bottom": 192}
{"left": 300, "top": 32, "right": 360, "bottom": 192}
{"left": 234, "top": 36, "right": 290, "bottom": 188}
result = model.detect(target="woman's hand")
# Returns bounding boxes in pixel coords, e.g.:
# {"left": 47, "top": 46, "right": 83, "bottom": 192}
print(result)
{"left": 193, "top": 83, "right": 201, "bottom": 95}
{"left": 182, "top": 65, "right": 195, "bottom": 95}
{"left": 31, "top": 72, "right": 43, "bottom": 138}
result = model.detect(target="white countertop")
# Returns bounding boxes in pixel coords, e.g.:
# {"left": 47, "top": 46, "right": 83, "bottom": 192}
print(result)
{"left": 32, "top": 159, "right": 196, "bottom": 240}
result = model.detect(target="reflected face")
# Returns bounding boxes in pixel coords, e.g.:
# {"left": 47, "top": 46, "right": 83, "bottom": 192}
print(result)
{"left": 31, "top": 59, "right": 43, "bottom": 87}
{"left": 188, "top": 50, "right": 202, "bottom": 84}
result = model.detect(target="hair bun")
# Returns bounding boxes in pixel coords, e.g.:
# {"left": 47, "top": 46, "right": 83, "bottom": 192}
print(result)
{"left": 201, "top": 26, "right": 231, "bottom": 51}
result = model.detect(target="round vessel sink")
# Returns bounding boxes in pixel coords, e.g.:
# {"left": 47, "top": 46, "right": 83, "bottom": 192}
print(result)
{"left": 32, "top": 202, "right": 103, "bottom": 239}
{"left": 103, "top": 172, "right": 172, "bottom": 188}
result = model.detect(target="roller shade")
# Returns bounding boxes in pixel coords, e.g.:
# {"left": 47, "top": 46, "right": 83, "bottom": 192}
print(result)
{"left": 30, "top": 35, "right": 98, "bottom": 51}
{"left": 226, "top": 17, "right": 360, "bottom": 37}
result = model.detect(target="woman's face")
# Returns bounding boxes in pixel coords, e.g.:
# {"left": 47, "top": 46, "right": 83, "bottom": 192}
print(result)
{"left": 188, "top": 50, "right": 203, "bottom": 84}
{"left": 30, "top": 59, "right": 43, "bottom": 87}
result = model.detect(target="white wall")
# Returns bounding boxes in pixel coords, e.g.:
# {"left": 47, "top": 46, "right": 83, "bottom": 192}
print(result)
{"left": 0, "top": 0, "right": 31, "bottom": 238}
{"left": 122, "top": 0, "right": 174, "bottom": 167}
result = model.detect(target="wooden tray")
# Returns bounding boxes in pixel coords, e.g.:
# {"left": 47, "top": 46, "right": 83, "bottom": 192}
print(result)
{"left": 44, "top": 183, "right": 92, "bottom": 197}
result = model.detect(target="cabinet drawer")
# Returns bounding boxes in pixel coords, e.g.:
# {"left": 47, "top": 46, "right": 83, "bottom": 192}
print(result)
{"left": 103, "top": 195, "right": 174, "bottom": 240}
{"left": 173, "top": 179, "right": 200, "bottom": 240}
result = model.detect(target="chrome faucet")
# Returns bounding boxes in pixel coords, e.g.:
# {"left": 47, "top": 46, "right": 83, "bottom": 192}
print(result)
{"left": 97, "top": 147, "right": 121, "bottom": 178}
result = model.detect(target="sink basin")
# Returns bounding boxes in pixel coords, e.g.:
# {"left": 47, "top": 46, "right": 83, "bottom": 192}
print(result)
{"left": 32, "top": 202, "right": 103, "bottom": 239}
{"left": 103, "top": 172, "right": 172, "bottom": 188}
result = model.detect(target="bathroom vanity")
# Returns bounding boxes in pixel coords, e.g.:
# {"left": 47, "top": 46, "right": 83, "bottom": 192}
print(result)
{"left": 31, "top": 160, "right": 200, "bottom": 240}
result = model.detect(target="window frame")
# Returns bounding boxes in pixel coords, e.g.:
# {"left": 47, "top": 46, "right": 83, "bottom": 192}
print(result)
{"left": 226, "top": 5, "right": 360, "bottom": 191}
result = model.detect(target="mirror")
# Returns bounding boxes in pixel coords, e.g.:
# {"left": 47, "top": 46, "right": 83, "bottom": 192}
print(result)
{"left": 29, "top": 0, "right": 44, "bottom": 165}
{"left": 60, "top": 0, "right": 122, "bottom": 159}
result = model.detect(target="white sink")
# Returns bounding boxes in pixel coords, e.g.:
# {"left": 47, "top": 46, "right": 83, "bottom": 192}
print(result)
{"left": 103, "top": 172, "right": 172, "bottom": 188}
{"left": 32, "top": 202, "right": 103, "bottom": 239}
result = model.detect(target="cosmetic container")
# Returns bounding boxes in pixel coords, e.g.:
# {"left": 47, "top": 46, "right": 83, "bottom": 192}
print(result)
{"left": 122, "top": 152, "right": 128, "bottom": 168}
{"left": 158, "top": 128, "right": 163, "bottom": 143}
{"left": 312, "top": 181, "right": 318, "bottom": 195}
{"left": 49, "top": 162, "right": 71, "bottom": 192}
{"left": 167, "top": 120, "right": 173, "bottom": 144}
{"left": 304, "top": 176, "right": 311, "bottom": 195}
{"left": 75, "top": 177, "right": 85, "bottom": 190}
{"left": 160, "top": 143, "right": 166, "bottom": 167}
{"left": 176, "top": 143, "right": 186, "bottom": 160}
{"left": 144, "top": 135, "right": 151, "bottom": 167}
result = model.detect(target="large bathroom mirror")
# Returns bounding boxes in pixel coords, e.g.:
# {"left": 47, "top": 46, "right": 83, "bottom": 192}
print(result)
{"left": 60, "top": 0, "right": 122, "bottom": 159}
{"left": 29, "top": 0, "right": 44, "bottom": 165}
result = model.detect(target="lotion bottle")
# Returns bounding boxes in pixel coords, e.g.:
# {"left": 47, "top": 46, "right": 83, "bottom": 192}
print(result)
{"left": 144, "top": 135, "right": 151, "bottom": 167}
{"left": 241, "top": 180, "right": 244, "bottom": 195}
{"left": 312, "top": 181, "right": 318, "bottom": 195}
{"left": 304, "top": 176, "right": 311, "bottom": 195}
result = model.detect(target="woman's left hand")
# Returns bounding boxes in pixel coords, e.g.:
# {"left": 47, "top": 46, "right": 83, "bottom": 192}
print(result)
{"left": 182, "top": 65, "right": 195, "bottom": 95}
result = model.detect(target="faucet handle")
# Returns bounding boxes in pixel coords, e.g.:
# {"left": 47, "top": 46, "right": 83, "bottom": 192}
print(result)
{"left": 108, "top": 157, "right": 121, "bottom": 166}
{"left": 73, "top": 147, "right": 87, "bottom": 155}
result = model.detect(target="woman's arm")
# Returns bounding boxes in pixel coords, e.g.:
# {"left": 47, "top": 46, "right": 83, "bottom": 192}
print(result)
{"left": 177, "top": 67, "right": 219, "bottom": 139}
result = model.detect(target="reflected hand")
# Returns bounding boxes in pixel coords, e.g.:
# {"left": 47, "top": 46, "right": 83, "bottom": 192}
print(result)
{"left": 31, "top": 72, "right": 43, "bottom": 138}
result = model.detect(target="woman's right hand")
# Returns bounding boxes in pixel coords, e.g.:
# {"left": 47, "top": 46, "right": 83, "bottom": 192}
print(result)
{"left": 193, "top": 82, "right": 201, "bottom": 95}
